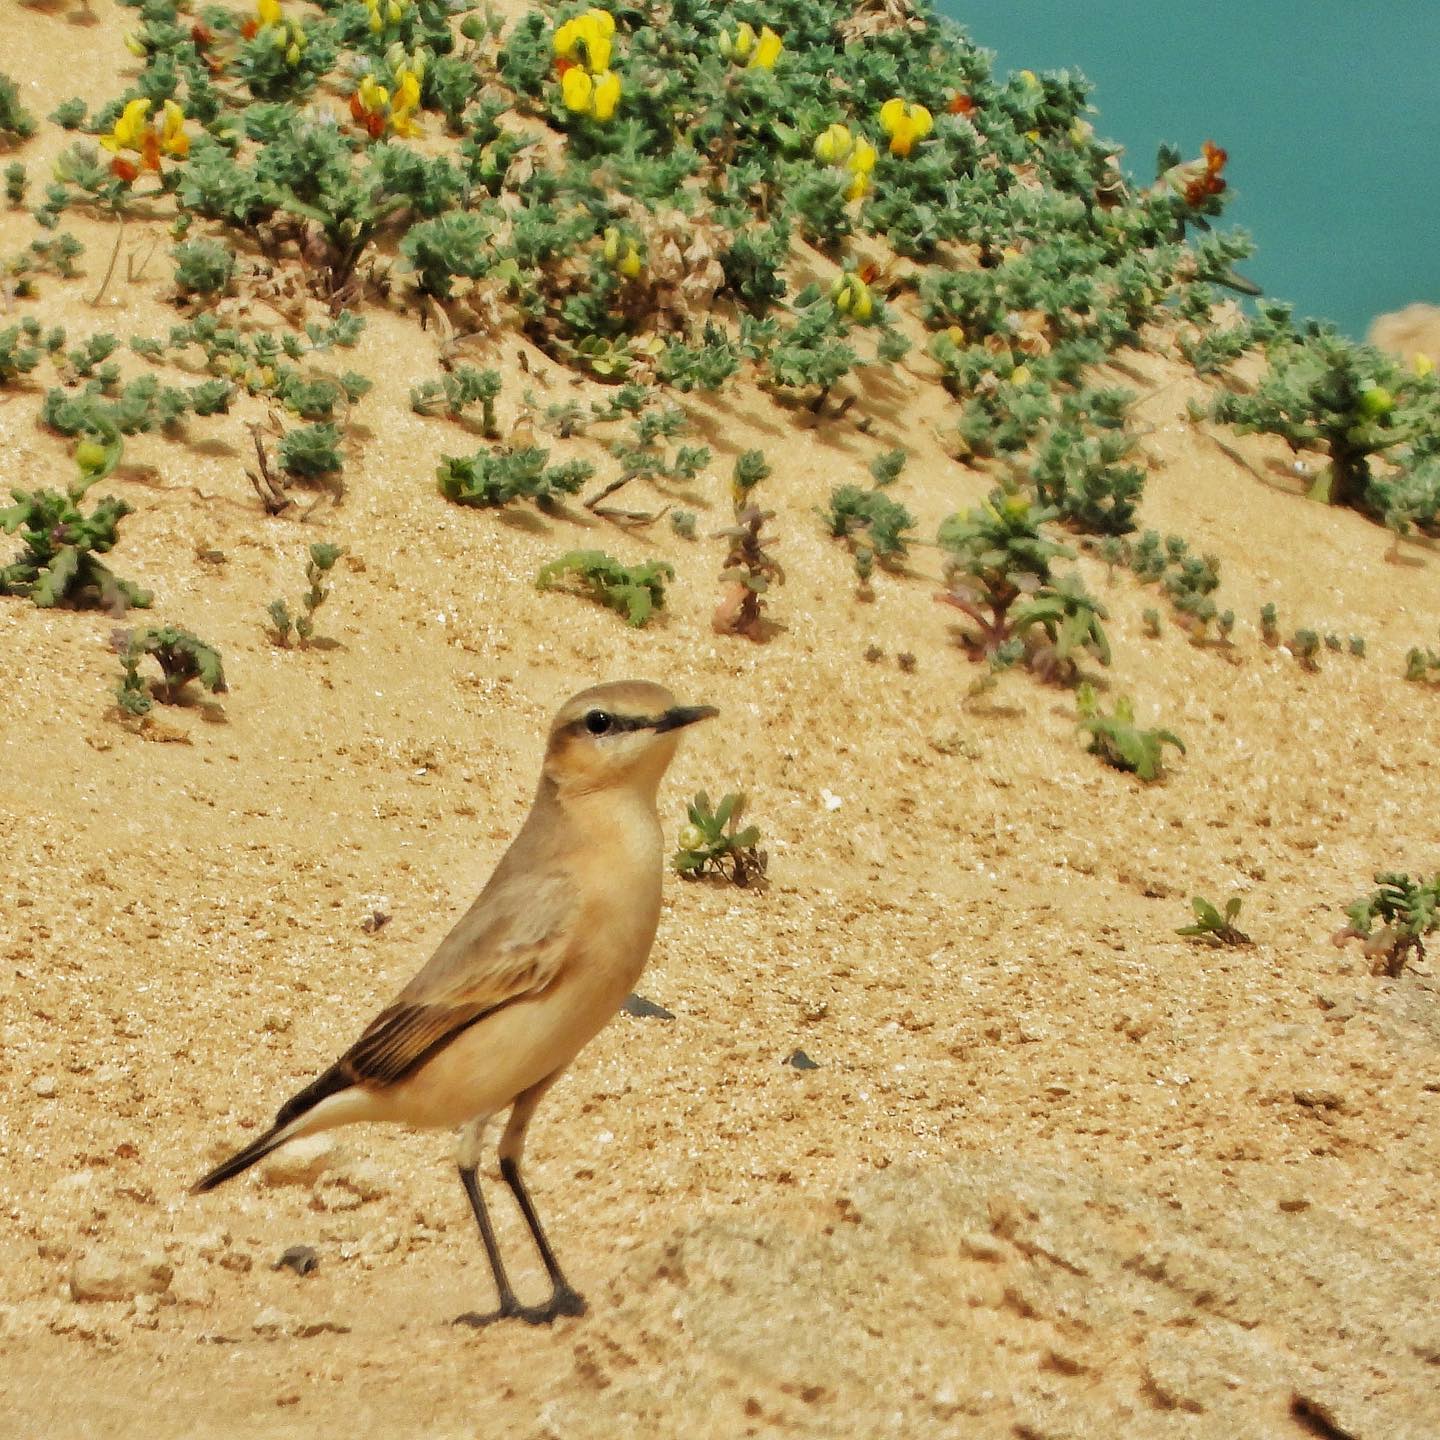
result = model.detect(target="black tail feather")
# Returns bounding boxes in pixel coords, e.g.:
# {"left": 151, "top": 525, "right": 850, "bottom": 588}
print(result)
{"left": 192, "top": 1062, "right": 353, "bottom": 1194}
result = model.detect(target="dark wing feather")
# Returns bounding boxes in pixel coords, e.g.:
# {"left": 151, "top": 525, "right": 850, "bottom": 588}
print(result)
{"left": 330, "top": 871, "right": 575, "bottom": 1092}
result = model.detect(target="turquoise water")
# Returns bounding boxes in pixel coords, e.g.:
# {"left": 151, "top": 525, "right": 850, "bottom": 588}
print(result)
{"left": 937, "top": 2, "right": 1440, "bottom": 338}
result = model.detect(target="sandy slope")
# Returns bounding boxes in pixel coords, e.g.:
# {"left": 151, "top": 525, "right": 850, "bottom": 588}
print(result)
{"left": 1, "top": 4, "right": 1438, "bottom": 1437}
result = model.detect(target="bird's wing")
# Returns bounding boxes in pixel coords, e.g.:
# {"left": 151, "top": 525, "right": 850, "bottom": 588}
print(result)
{"left": 337, "top": 872, "right": 576, "bottom": 1089}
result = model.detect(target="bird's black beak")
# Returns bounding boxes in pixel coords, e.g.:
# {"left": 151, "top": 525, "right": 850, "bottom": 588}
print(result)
{"left": 653, "top": 704, "right": 719, "bottom": 733}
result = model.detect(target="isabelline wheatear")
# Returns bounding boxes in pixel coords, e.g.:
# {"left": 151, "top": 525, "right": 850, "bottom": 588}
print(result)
{"left": 194, "top": 680, "right": 717, "bottom": 1326}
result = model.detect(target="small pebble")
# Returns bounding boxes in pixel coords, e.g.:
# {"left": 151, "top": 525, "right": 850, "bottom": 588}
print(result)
{"left": 272, "top": 1246, "right": 320, "bottom": 1278}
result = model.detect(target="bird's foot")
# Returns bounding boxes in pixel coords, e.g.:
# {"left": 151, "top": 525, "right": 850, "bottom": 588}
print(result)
{"left": 453, "top": 1286, "right": 586, "bottom": 1329}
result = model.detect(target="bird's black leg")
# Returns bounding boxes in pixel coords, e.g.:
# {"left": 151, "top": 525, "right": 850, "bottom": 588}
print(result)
{"left": 500, "top": 1156, "right": 587, "bottom": 1322}
{"left": 453, "top": 1164, "right": 525, "bottom": 1327}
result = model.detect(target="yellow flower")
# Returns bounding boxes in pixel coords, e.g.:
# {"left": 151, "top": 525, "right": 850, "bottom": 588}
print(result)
{"left": 832, "top": 274, "right": 873, "bottom": 322}
{"left": 844, "top": 140, "right": 876, "bottom": 200}
{"left": 723, "top": 22, "right": 757, "bottom": 62}
{"left": 358, "top": 75, "right": 390, "bottom": 113}
{"left": 561, "top": 65, "right": 594, "bottom": 113}
{"left": 158, "top": 99, "right": 189, "bottom": 159}
{"left": 100, "top": 98, "right": 152, "bottom": 155}
{"left": 123, "top": 32, "right": 148, "bottom": 57}
{"left": 555, "top": 9, "right": 615, "bottom": 72}
{"left": 849, "top": 137, "right": 877, "bottom": 175}
{"left": 591, "top": 69, "right": 621, "bottom": 121}
{"left": 813, "top": 123, "right": 852, "bottom": 165}
{"left": 1414, "top": 353, "right": 1435, "bottom": 378}
{"left": 879, "top": 97, "right": 933, "bottom": 157}
{"left": 1010, "top": 364, "right": 1031, "bottom": 386}
{"left": 1018, "top": 69, "right": 1041, "bottom": 89}
{"left": 257, "top": 0, "right": 282, "bottom": 28}
{"left": 602, "top": 226, "right": 642, "bottom": 275}
{"left": 389, "top": 67, "right": 422, "bottom": 136}
{"left": 750, "top": 25, "right": 782, "bottom": 68}
{"left": 100, "top": 97, "right": 188, "bottom": 174}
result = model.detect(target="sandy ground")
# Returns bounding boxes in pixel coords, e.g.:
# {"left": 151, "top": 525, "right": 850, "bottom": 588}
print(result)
{"left": 2, "top": 5, "right": 1439, "bottom": 1438}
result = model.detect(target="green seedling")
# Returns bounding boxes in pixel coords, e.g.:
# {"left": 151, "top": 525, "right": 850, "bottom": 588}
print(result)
{"left": 536, "top": 551, "right": 673, "bottom": 628}
{"left": 1076, "top": 683, "right": 1185, "bottom": 782}
{"left": 1289, "top": 628, "right": 1320, "bottom": 670}
{"left": 1405, "top": 643, "right": 1440, "bottom": 684}
{"left": 410, "top": 366, "right": 502, "bottom": 435}
{"left": 115, "top": 626, "right": 227, "bottom": 715}
{"left": 1177, "top": 895, "right": 1251, "bottom": 947}
{"left": 1333, "top": 872, "right": 1440, "bottom": 977}
{"left": 824, "top": 486, "right": 916, "bottom": 579}
{"left": 673, "top": 791, "right": 766, "bottom": 887}
{"left": 1, "top": 444, "right": 150, "bottom": 611}
{"left": 172, "top": 237, "right": 235, "bottom": 298}
{"left": 269, "top": 542, "right": 344, "bottom": 647}
{"left": 439, "top": 447, "right": 593, "bottom": 509}
{"left": 0, "top": 73, "right": 36, "bottom": 142}
{"left": 1260, "top": 602, "right": 1280, "bottom": 647}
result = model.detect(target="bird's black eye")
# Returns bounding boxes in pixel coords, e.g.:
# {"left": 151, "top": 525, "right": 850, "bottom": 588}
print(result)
{"left": 585, "top": 709, "right": 613, "bottom": 735}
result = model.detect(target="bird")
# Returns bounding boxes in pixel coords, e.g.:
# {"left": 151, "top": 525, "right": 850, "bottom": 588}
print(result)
{"left": 193, "top": 680, "right": 717, "bottom": 1326}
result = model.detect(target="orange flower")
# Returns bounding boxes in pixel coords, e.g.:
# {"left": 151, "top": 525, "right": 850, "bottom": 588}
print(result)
{"left": 948, "top": 92, "right": 975, "bottom": 116}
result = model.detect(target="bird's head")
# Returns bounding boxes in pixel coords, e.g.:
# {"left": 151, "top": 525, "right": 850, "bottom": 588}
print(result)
{"left": 543, "top": 680, "right": 718, "bottom": 798}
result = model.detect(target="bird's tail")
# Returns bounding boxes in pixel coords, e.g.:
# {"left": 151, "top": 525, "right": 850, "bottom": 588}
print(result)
{"left": 192, "top": 1062, "right": 352, "bottom": 1194}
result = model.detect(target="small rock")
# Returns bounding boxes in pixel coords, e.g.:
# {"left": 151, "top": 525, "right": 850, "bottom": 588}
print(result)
{"left": 959, "top": 1233, "right": 1006, "bottom": 1262}
{"left": 253, "top": 1306, "right": 293, "bottom": 1337}
{"left": 785, "top": 1049, "right": 820, "bottom": 1071}
{"left": 272, "top": 1245, "right": 319, "bottom": 1278}
{"left": 70, "top": 1248, "right": 173, "bottom": 1304}
{"left": 621, "top": 993, "right": 675, "bottom": 1020}
{"left": 32, "top": 1076, "right": 58, "bottom": 1099}
{"left": 335, "top": 1159, "right": 389, "bottom": 1202}
{"left": 260, "top": 1134, "right": 342, "bottom": 1188}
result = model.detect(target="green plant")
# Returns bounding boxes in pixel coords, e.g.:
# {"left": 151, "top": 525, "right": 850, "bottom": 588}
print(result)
{"left": 1260, "top": 601, "right": 1280, "bottom": 647}
{"left": 1405, "top": 642, "right": 1440, "bottom": 684}
{"left": 1289, "top": 628, "right": 1320, "bottom": 671}
{"left": 0, "top": 73, "right": 37, "bottom": 143}
{"left": 711, "top": 451, "right": 782, "bottom": 639}
{"left": 1, "top": 454, "right": 150, "bottom": 611}
{"left": 1177, "top": 895, "right": 1251, "bottom": 947}
{"left": 410, "top": 366, "right": 502, "bottom": 435}
{"left": 1076, "top": 684, "right": 1185, "bottom": 782}
{"left": 268, "top": 542, "right": 345, "bottom": 647}
{"left": 673, "top": 791, "right": 766, "bottom": 887}
{"left": 936, "top": 490, "right": 1108, "bottom": 678}
{"left": 1333, "top": 872, "right": 1440, "bottom": 977}
{"left": 278, "top": 423, "right": 344, "bottom": 481}
{"left": 438, "top": 446, "right": 594, "bottom": 509}
{"left": 824, "top": 486, "right": 916, "bottom": 577}
{"left": 535, "top": 550, "right": 673, "bottom": 628}
{"left": 5, "top": 161, "right": 24, "bottom": 206}
{"left": 400, "top": 211, "right": 495, "bottom": 299}
{"left": 115, "top": 626, "right": 227, "bottom": 715}
{"left": 50, "top": 97, "right": 86, "bottom": 130}
{"left": 172, "top": 237, "right": 235, "bottom": 298}
{"left": 1027, "top": 417, "right": 1145, "bottom": 535}
{"left": 1211, "top": 328, "right": 1438, "bottom": 520}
